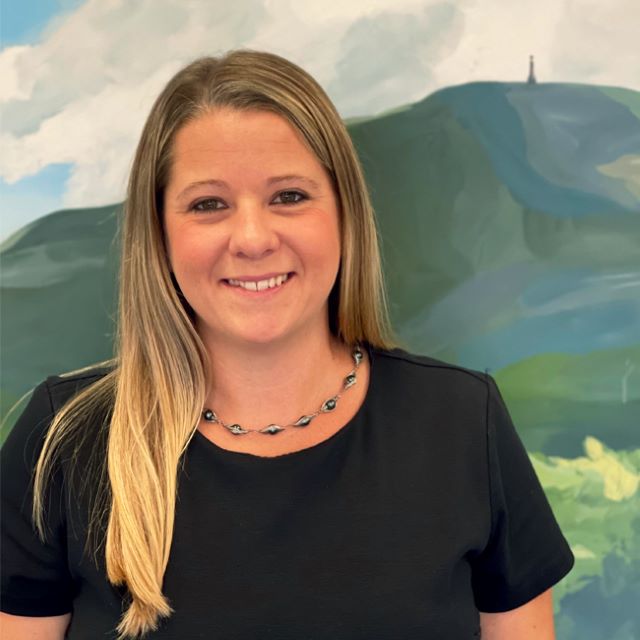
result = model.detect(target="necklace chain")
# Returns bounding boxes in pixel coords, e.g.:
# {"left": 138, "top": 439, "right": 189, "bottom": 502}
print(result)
{"left": 201, "top": 344, "right": 364, "bottom": 436}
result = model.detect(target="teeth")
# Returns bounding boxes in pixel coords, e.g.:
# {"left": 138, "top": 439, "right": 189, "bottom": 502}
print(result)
{"left": 228, "top": 273, "right": 290, "bottom": 291}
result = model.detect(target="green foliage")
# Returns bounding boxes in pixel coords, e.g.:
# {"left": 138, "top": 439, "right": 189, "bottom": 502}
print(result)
{"left": 533, "top": 438, "right": 640, "bottom": 638}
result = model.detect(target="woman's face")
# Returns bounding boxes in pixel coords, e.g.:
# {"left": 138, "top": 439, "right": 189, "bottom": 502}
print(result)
{"left": 162, "top": 108, "right": 342, "bottom": 350}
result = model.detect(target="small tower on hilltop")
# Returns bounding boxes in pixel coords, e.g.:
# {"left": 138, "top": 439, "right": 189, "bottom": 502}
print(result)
{"left": 527, "top": 55, "right": 537, "bottom": 84}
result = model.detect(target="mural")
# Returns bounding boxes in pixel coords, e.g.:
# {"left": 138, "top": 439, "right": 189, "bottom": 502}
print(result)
{"left": 1, "top": 1, "right": 638, "bottom": 637}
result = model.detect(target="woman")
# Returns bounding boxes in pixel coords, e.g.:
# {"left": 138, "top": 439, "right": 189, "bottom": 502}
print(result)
{"left": 1, "top": 49, "right": 574, "bottom": 639}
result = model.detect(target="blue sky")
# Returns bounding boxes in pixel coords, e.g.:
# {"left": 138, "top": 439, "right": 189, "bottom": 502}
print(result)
{"left": 1, "top": 0, "right": 86, "bottom": 46}
{"left": 1, "top": 0, "right": 85, "bottom": 241}
{"left": 0, "top": 164, "right": 73, "bottom": 238}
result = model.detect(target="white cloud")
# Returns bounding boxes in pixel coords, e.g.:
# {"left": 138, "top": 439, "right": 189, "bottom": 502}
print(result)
{"left": 0, "top": 0, "right": 269, "bottom": 207}
{"left": 0, "top": 0, "right": 637, "bottom": 226}
{"left": 0, "top": 46, "right": 33, "bottom": 102}
{"left": 430, "top": 1, "right": 566, "bottom": 88}
{"left": 328, "top": 2, "right": 466, "bottom": 117}
{"left": 433, "top": 0, "right": 640, "bottom": 89}
{"left": 551, "top": 0, "right": 640, "bottom": 87}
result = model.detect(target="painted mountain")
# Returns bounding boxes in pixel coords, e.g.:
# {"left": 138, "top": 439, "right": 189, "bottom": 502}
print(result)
{"left": 347, "top": 82, "right": 640, "bottom": 458}
{"left": 2, "top": 81, "right": 639, "bottom": 638}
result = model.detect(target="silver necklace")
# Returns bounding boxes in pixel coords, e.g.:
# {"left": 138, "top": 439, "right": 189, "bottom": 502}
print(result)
{"left": 201, "top": 344, "right": 364, "bottom": 436}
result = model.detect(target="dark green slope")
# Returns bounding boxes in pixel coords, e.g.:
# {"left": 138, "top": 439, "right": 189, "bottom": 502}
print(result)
{"left": 1, "top": 205, "right": 120, "bottom": 437}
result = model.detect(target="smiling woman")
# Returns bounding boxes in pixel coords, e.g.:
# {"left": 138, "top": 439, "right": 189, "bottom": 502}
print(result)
{"left": 0, "top": 49, "right": 573, "bottom": 640}
{"left": 162, "top": 107, "right": 342, "bottom": 362}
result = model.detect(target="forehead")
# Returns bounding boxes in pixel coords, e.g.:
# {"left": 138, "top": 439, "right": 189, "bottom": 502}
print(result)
{"left": 164, "top": 109, "right": 336, "bottom": 206}
{"left": 169, "top": 108, "right": 319, "bottom": 173}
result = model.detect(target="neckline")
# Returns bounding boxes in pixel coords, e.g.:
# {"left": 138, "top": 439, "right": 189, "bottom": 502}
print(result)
{"left": 191, "top": 341, "right": 375, "bottom": 462}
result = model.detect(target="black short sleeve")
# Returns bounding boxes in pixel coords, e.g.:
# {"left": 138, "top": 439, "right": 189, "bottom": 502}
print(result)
{"left": 1, "top": 381, "right": 77, "bottom": 616}
{"left": 471, "top": 374, "right": 575, "bottom": 612}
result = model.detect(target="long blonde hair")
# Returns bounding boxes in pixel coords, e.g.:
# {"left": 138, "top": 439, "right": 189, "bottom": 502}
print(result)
{"left": 31, "top": 48, "right": 405, "bottom": 638}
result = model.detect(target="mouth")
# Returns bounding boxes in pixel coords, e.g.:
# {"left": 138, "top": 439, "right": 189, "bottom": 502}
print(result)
{"left": 221, "top": 272, "right": 295, "bottom": 296}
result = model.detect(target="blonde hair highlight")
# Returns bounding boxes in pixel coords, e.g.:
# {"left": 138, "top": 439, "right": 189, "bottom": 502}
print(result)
{"left": 31, "top": 48, "right": 406, "bottom": 638}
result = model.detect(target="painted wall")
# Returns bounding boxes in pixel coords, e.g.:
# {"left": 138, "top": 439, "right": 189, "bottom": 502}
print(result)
{"left": 2, "top": 1, "right": 639, "bottom": 637}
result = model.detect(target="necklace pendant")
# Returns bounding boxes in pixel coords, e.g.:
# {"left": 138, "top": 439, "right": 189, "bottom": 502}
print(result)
{"left": 203, "top": 409, "right": 218, "bottom": 423}
{"left": 343, "top": 372, "right": 357, "bottom": 389}
{"left": 294, "top": 415, "right": 314, "bottom": 427}
{"left": 228, "top": 423, "right": 250, "bottom": 435}
{"left": 320, "top": 396, "right": 338, "bottom": 412}
{"left": 261, "top": 424, "right": 285, "bottom": 435}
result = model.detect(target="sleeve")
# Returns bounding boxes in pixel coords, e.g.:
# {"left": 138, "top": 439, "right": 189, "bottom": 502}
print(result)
{"left": 1, "top": 380, "right": 78, "bottom": 616}
{"left": 470, "top": 374, "right": 575, "bottom": 612}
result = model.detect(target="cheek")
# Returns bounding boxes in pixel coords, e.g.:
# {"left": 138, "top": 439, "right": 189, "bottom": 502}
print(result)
{"left": 323, "top": 215, "right": 342, "bottom": 261}
{"left": 306, "top": 218, "right": 342, "bottom": 278}
{"left": 165, "top": 226, "right": 218, "bottom": 282}
{"left": 163, "top": 218, "right": 180, "bottom": 272}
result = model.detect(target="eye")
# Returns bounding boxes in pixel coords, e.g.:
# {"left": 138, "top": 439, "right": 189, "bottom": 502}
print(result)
{"left": 188, "top": 190, "right": 308, "bottom": 213}
{"left": 190, "top": 198, "right": 225, "bottom": 213}
{"left": 273, "top": 190, "right": 308, "bottom": 205}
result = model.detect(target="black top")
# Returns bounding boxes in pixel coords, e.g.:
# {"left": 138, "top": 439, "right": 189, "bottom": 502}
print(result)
{"left": 1, "top": 344, "right": 574, "bottom": 639}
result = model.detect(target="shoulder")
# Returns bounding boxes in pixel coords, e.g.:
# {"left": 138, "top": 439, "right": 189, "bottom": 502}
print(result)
{"left": 365, "top": 344, "right": 496, "bottom": 442}
{"left": 43, "top": 363, "right": 116, "bottom": 412}
{"left": 369, "top": 344, "right": 490, "bottom": 396}
{"left": 2, "top": 364, "right": 115, "bottom": 454}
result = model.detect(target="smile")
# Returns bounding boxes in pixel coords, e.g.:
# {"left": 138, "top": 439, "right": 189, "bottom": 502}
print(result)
{"left": 222, "top": 273, "right": 294, "bottom": 296}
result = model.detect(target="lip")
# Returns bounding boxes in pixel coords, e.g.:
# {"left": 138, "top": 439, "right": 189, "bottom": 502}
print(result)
{"left": 222, "top": 273, "right": 295, "bottom": 296}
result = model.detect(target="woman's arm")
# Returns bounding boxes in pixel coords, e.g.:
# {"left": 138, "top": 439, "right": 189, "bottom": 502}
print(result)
{"left": 0, "top": 611, "right": 72, "bottom": 640}
{"left": 479, "top": 588, "right": 555, "bottom": 640}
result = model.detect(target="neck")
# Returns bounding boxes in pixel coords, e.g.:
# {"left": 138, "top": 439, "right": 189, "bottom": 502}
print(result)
{"left": 199, "top": 329, "right": 353, "bottom": 429}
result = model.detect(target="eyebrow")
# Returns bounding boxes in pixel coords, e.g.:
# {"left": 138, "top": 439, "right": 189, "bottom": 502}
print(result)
{"left": 175, "top": 174, "right": 322, "bottom": 201}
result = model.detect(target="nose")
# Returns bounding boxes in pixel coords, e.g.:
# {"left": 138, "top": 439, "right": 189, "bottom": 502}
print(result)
{"left": 227, "top": 200, "right": 280, "bottom": 259}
